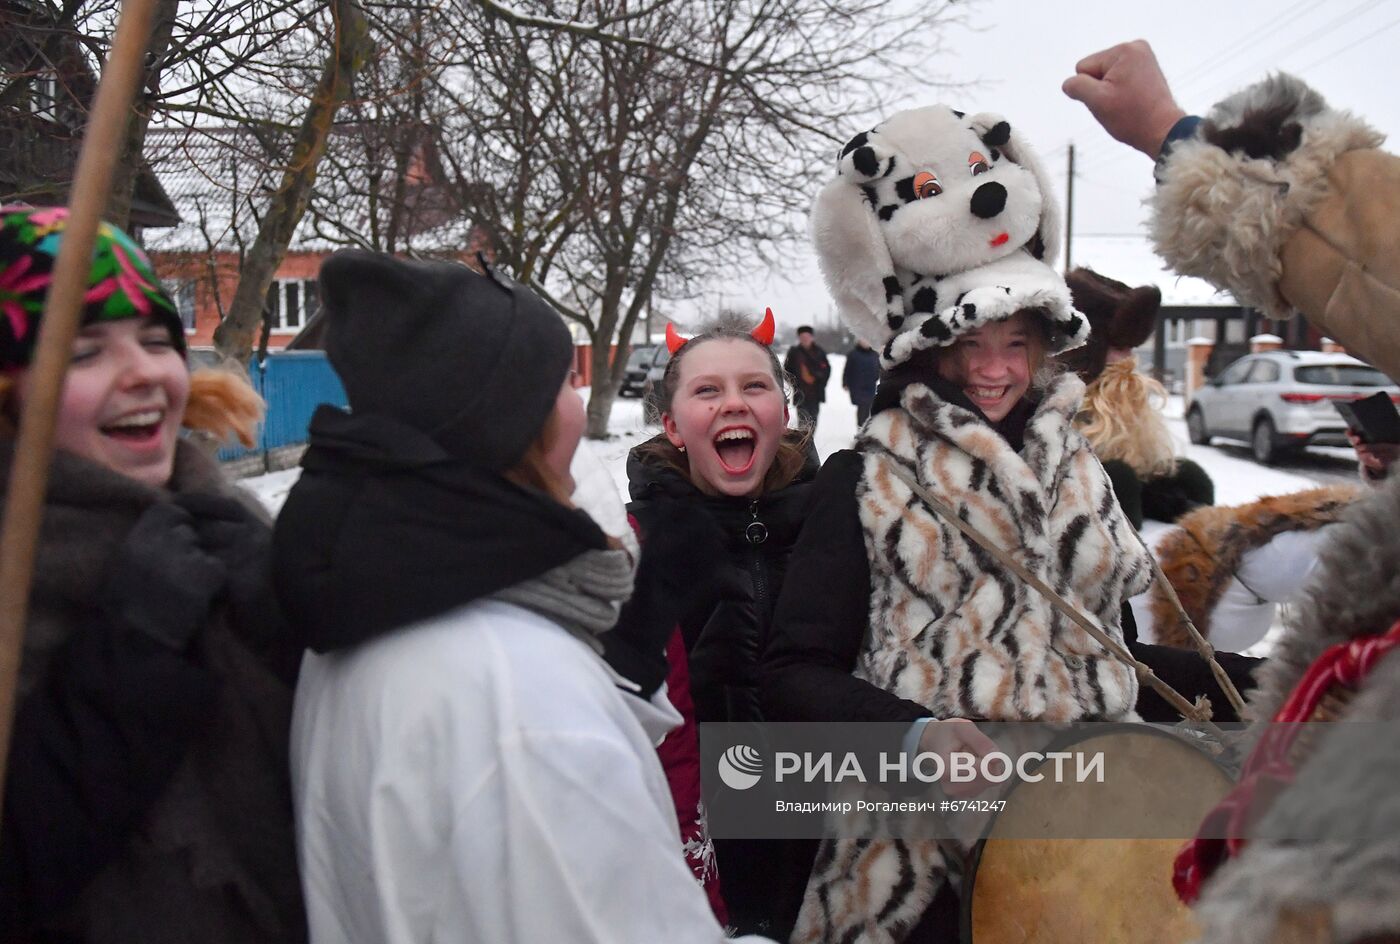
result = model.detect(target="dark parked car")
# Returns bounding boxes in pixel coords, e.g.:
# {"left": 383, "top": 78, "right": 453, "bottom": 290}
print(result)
{"left": 619, "top": 343, "right": 661, "bottom": 398}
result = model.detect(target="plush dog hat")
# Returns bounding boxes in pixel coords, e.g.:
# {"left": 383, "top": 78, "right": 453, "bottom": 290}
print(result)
{"left": 811, "top": 106, "right": 1088, "bottom": 367}
{"left": 1060, "top": 267, "right": 1162, "bottom": 383}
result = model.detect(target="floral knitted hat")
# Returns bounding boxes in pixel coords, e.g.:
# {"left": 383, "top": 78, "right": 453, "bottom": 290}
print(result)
{"left": 0, "top": 204, "right": 185, "bottom": 371}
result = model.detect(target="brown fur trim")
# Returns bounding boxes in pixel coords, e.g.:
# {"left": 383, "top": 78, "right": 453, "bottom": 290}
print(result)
{"left": 1150, "top": 485, "right": 1360, "bottom": 647}
{"left": 1203, "top": 100, "right": 1305, "bottom": 162}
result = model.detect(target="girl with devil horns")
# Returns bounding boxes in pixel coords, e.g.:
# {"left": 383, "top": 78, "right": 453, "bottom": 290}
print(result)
{"left": 625, "top": 309, "right": 821, "bottom": 938}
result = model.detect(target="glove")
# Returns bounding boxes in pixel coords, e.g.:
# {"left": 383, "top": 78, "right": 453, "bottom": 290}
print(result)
{"left": 604, "top": 501, "right": 729, "bottom": 698}
{"left": 99, "top": 502, "right": 228, "bottom": 651}
{"left": 173, "top": 492, "right": 271, "bottom": 612}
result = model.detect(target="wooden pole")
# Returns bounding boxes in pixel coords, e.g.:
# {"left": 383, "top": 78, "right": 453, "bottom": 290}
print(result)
{"left": 0, "top": 0, "right": 161, "bottom": 817}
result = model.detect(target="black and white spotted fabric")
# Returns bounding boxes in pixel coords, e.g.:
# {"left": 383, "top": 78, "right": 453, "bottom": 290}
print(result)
{"left": 811, "top": 104, "right": 1090, "bottom": 368}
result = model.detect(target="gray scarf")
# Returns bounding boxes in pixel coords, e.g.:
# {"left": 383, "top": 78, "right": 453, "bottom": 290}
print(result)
{"left": 492, "top": 546, "right": 636, "bottom": 650}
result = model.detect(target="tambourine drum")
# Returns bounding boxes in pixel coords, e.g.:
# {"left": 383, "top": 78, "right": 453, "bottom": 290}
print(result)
{"left": 962, "top": 726, "right": 1233, "bottom": 944}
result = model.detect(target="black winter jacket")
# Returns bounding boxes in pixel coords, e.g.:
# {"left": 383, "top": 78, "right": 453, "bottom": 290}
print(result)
{"left": 625, "top": 439, "right": 818, "bottom": 724}
{"left": 783, "top": 344, "right": 832, "bottom": 405}
{"left": 841, "top": 345, "right": 881, "bottom": 402}
{"left": 1104, "top": 457, "right": 1215, "bottom": 530}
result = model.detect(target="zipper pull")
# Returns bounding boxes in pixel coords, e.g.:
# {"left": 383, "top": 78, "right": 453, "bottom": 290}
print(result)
{"left": 745, "top": 500, "right": 769, "bottom": 545}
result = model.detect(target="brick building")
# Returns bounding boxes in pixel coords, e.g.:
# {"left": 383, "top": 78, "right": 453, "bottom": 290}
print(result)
{"left": 142, "top": 126, "right": 492, "bottom": 352}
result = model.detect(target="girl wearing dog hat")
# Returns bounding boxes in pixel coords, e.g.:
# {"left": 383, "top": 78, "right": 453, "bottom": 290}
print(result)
{"left": 276, "top": 251, "right": 773, "bottom": 943}
{"left": 763, "top": 107, "right": 1154, "bottom": 941}
{"left": 0, "top": 205, "right": 305, "bottom": 940}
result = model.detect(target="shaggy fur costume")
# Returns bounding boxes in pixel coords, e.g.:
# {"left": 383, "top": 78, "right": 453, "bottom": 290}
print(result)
{"left": 1149, "top": 73, "right": 1384, "bottom": 322}
{"left": 793, "top": 373, "right": 1153, "bottom": 944}
{"left": 811, "top": 106, "right": 1089, "bottom": 368}
{"left": 1148, "top": 486, "right": 1359, "bottom": 648}
{"left": 1190, "top": 476, "right": 1400, "bottom": 943}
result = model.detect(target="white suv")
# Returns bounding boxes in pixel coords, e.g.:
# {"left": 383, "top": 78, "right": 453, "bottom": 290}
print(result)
{"left": 1186, "top": 351, "right": 1399, "bottom": 464}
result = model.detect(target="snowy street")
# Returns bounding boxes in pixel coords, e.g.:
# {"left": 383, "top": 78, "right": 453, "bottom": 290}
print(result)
{"left": 244, "top": 354, "right": 1361, "bottom": 514}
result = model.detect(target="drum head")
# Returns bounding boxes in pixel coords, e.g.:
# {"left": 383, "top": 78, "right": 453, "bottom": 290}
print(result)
{"left": 962, "top": 727, "right": 1232, "bottom": 944}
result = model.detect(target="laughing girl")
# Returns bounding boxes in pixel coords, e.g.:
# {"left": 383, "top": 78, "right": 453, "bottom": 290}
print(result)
{"left": 764, "top": 304, "right": 1154, "bottom": 942}
{"left": 625, "top": 311, "right": 818, "bottom": 938}
{"left": 0, "top": 205, "right": 304, "bottom": 940}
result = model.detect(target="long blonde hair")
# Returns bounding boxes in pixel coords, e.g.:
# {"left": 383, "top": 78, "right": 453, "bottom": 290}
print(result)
{"left": 1077, "top": 357, "right": 1178, "bottom": 478}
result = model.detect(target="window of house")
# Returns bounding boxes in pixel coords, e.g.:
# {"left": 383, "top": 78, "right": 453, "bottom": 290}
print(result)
{"left": 31, "top": 73, "right": 59, "bottom": 122}
{"left": 163, "top": 279, "right": 198, "bottom": 332}
{"left": 265, "top": 278, "right": 321, "bottom": 332}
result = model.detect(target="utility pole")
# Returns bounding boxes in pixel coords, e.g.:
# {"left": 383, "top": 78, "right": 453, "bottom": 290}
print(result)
{"left": 1064, "top": 142, "right": 1075, "bottom": 274}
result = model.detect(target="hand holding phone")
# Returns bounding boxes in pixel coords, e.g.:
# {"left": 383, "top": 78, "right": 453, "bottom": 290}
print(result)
{"left": 1335, "top": 391, "right": 1400, "bottom": 445}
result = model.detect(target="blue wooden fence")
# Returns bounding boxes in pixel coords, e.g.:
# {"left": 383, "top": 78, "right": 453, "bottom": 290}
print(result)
{"left": 217, "top": 351, "right": 347, "bottom": 462}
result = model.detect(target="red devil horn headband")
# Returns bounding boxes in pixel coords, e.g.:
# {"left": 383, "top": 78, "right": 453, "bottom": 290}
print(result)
{"left": 665, "top": 307, "right": 777, "bottom": 354}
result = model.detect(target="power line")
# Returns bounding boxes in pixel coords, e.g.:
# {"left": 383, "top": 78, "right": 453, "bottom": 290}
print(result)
{"left": 1171, "top": 0, "right": 1318, "bottom": 94}
{"left": 1190, "top": 0, "right": 1394, "bottom": 100}
{"left": 1292, "top": 10, "right": 1400, "bottom": 74}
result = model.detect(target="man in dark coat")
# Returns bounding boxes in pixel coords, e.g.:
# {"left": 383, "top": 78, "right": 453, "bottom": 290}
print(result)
{"left": 841, "top": 338, "right": 880, "bottom": 426}
{"left": 782, "top": 325, "right": 831, "bottom": 432}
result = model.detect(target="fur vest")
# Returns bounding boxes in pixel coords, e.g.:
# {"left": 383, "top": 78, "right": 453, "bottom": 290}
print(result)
{"left": 1191, "top": 476, "right": 1400, "bottom": 944}
{"left": 853, "top": 372, "right": 1153, "bottom": 723}
{"left": 1149, "top": 485, "right": 1359, "bottom": 648}
{"left": 795, "top": 374, "right": 1153, "bottom": 944}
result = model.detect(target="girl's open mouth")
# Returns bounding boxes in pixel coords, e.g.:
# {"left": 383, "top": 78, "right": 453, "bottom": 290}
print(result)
{"left": 101, "top": 409, "right": 165, "bottom": 445}
{"left": 713, "top": 426, "right": 757, "bottom": 474}
{"left": 967, "top": 385, "right": 1009, "bottom": 407}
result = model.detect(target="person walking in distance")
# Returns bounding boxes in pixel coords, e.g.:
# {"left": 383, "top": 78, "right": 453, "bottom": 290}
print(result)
{"left": 782, "top": 325, "right": 830, "bottom": 432}
{"left": 842, "top": 337, "right": 880, "bottom": 427}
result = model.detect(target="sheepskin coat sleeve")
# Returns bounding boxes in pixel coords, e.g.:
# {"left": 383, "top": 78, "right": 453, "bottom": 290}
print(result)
{"left": 1150, "top": 73, "right": 1400, "bottom": 381}
{"left": 853, "top": 373, "right": 1154, "bottom": 722}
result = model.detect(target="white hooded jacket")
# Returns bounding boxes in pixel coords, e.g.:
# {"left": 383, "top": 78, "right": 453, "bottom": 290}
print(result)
{"left": 292, "top": 597, "right": 771, "bottom": 943}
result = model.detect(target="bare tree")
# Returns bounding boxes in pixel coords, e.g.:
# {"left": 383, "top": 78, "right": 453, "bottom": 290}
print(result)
{"left": 211, "top": 0, "right": 373, "bottom": 361}
{"left": 419, "top": 0, "right": 970, "bottom": 437}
